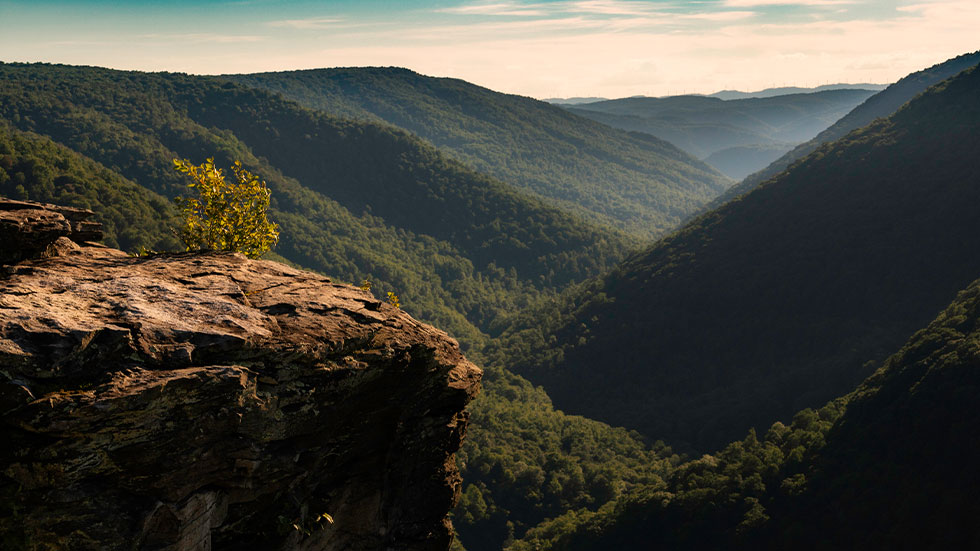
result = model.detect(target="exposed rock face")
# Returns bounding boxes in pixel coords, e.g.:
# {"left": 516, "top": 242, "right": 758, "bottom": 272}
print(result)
{"left": 0, "top": 199, "right": 103, "bottom": 264}
{"left": 0, "top": 201, "right": 481, "bottom": 550}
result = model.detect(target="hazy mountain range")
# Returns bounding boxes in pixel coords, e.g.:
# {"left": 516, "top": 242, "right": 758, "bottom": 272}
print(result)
{"left": 706, "top": 82, "right": 886, "bottom": 100}
{"left": 563, "top": 89, "right": 876, "bottom": 180}
{"left": 722, "top": 50, "right": 980, "bottom": 203}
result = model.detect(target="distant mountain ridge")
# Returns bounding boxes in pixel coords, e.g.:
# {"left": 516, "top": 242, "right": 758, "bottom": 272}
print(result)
{"left": 719, "top": 50, "right": 980, "bottom": 204}
{"left": 491, "top": 59, "right": 980, "bottom": 452}
{"left": 708, "top": 82, "right": 886, "bottom": 100}
{"left": 564, "top": 89, "right": 875, "bottom": 180}
{"left": 545, "top": 83, "right": 885, "bottom": 105}
{"left": 227, "top": 67, "right": 730, "bottom": 239}
{"left": 542, "top": 96, "right": 609, "bottom": 104}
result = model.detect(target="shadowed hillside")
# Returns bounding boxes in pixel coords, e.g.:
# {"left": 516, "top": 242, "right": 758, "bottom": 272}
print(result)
{"left": 511, "top": 276, "right": 980, "bottom": 550}
{"left": 491, "top": 61, "right": 980, "bottom": 452}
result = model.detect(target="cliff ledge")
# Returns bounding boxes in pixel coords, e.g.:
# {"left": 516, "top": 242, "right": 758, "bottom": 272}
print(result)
{"left": 0, "top": 199, "right": 482, "bottom": 550}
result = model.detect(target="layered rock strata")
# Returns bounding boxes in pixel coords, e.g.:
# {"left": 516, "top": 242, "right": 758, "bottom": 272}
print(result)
{"left": 0, "top": 201, "right": 481, "bottom": 550}
{"left": 0, "top": 199, "right": 103, "bottom": 264}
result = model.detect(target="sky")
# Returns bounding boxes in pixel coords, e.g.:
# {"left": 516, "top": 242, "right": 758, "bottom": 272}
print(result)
{"left": 0, "top": 0, "right": 977, "bottom": 99}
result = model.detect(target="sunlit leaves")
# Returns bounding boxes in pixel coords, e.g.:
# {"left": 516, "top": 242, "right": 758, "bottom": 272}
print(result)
{"left": 173, "top": 157, "right": 279, "bottom": 258}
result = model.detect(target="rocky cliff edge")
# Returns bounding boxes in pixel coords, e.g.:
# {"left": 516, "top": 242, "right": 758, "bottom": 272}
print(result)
{"left": 0, "top": 199, "right": 482, "bottom": 550}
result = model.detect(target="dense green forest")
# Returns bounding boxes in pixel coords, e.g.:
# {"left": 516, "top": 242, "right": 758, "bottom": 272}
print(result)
{"left": 719, "top": 49, "right": 980, "bottom": 204}
{"left": 565, "top": 89, "right": 875, "bottom": 179}
{"left": 489, "top": 60, "right": 980, "bottom": 453}
{"left": 511, "top": 276, "right": 980, "bottom": 549}
{"left": 0, "top": 62, "right": 685, "bottom": 551}
{"left": 452, "top": 365, "right": 681, "bottom": 551}
{"left": 227, "top": 68, "right": 730, "bottom": 239}
{"left": 0, "top": 123, "right": 177, "bottom": 252}
{"left": 4, "top": 56, "right": 980, "bottom": 551}
{"left": 0, "top": 62, "right": 643, "bottom": 347}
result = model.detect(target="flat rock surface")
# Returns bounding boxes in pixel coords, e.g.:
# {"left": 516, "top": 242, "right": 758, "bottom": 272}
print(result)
{"left": 0, "top": 245, "right": 481, "bottom": 551}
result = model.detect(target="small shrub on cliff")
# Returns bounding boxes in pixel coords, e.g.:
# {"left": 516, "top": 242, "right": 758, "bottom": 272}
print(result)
{"left": 173, "top": 158, "right": 279, "bottom": 258}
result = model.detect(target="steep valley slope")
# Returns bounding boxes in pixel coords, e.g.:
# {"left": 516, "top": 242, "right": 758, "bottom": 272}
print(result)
{"left": 491, "top": 60, "right": 980, "bottom": 453}
{"left": 228, "top": 67, "right": 731, "bottom": 239}
{"left": 0, "top": 62, "right": 642, "bottom": 347}
{"left": 0, "top": 63, "right": 682, "bottom": 551}
{"left": 512, "top": 274, "right": 980, "bottom": 550}
{"left": 719, "top": 49, "right": 980, "bottom": 204}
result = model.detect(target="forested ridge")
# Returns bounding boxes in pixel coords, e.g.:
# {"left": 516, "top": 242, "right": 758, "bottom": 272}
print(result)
{"left": 489, "top": 60, "right": 980, "bottom": 453}
{"left": 0, "top": 61, "right": 678, "bottom": 551}
{"left": 0, "top": 122, "right": 178, "bottom": 252}
{"left": 719, "top": 49, "right": 980, "bottom": 204}
{"left": 4, "top": 56, "right": 980, "bottom": 551}
{"left": 0, "top": 61, "right": 640, "bottom": 347}
{"left": 228, "top": 67, "right": 730, "bottom": 239}
{"left": 511, "top": 276, "right": 980, "bottom": 549}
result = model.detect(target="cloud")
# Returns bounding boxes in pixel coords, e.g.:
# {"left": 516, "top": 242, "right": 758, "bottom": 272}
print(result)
{"left": 722, "top": 0, "right": 852, "bottom": 6}
{"left": 438, "top": 2, "right": 549, "bottom": 16}
{"left": 682, "top": 10, "right": 757, "bottom": 21}
{"left": 396, "top": 16, "right": 609, "bottom": 41}
{"left": 561, "top": 0, "right": 666, "bottom": 16}
{"left": 140, "top": 33, "right": 266, "bottom": 44}
{"left": 434, "top": 1, "right": 756, "bottom": 31}
{"left": 268, "top": 17, "right": 345, "bottom": 29}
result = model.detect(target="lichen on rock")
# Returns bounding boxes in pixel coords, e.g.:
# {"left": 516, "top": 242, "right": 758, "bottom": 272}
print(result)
{"left": 0, "top": 200, "right": 482, "bottom": 550}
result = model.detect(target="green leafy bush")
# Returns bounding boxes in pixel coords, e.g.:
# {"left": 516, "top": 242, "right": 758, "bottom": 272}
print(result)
{"left": 173, "top": 157, "right": 279, "bottom": 258}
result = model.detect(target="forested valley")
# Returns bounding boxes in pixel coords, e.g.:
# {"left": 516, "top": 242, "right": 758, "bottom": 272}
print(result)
{"left": 2, "top": 51, "right": 979, "bottom": 550}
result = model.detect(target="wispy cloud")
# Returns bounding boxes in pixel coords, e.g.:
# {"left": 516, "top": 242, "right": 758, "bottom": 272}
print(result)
{"left": 682, "top": 10, "right": 757, "bottom": 21}
{"left": 268, "top": 17, "right": 345, "bottom": 30}
{"left": 722, "top": 0, "right": 853, "bottom": 7}
{"left": 436, "top": 1, "right": 758, "bottom": 30}
{"left": 438, "top": 2, "right": 549, "bottom": 16}
{"left": 897, "top": 0, "right": 980, "bottom": 16}
{"left": 442, "top": 1, "right": 671, "bottom": 17}
{"left": 140, "top": 33, "right": 266, "bottom": 44}
{"left": 397, "top": 16, "right": 609, "bottom": 41}
{"left": 48, "top": 39, "right": 120, "bottom": 47}
{"left": 562, "top": 0, "right": 665, "bottom": 16}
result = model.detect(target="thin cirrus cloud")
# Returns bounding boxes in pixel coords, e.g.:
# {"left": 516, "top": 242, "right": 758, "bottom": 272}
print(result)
{"left": 680, "top": 10, "right": 757, "bottom": 21}
{"left": 396, "top": 16, "right": 609, "bottom": 41}
{"left": 427, "top": 0, "right": 751, "bottom": 35}
{"left": 721, "top": 0, "right": 853, "bottom": 6}
{"left": 557, "top": 0, "right": 666, "bottom": 16}
{"left": 267, "top": 17, "right": 346, "bottom": 30}
{"left": 440, "top": 1, "right": 675, "bottom": 17}
{"left": 438, "top": 2, "right": 550, "bottom": 16}
{"left": 140, "top": 33, "right": 267, "bottom": 44}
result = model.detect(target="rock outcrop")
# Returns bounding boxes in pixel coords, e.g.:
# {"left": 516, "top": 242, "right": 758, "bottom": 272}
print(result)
{"left": 0, "top": 201, "right": 482, "bottom": 550}
{"left": 0, "top": 199, "right": 103, "bottom": 264}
